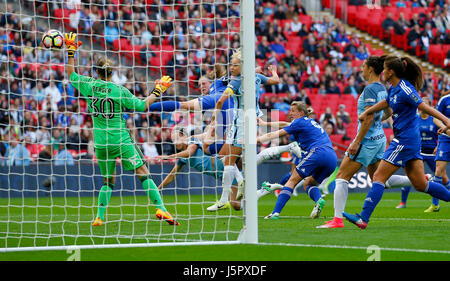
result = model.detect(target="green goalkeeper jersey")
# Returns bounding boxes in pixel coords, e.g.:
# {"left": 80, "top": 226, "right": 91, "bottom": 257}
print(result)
{"left": 70, "top": 72, "right": 146, "bottom": 148}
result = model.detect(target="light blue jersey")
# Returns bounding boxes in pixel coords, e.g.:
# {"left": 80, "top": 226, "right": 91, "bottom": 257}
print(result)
{"left": 357, "top": 82, "right": 387, "bottom": 145}
{"left": 176, "top": 138, "right": 224, "bottom": 179}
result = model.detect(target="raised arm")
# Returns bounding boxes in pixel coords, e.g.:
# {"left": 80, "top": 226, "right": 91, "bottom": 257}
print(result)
{"left": 265, "top": 65, "right": 280, "bottom": 85}
{"left": 257, "top": 128, "right": 289, "bottom": 144}
{"left": 64, "top": 32, "right": 82, "bottom": 78}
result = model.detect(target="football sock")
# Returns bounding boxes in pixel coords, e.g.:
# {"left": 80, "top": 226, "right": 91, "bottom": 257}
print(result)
{"left": 273, "top": 186, "right": 293, "bottom": 214}
{"left": 334, "top": 179, "right": 349, "bottom": 219}
{"left": 400, "top": 186, "right": 411, "bottom": 204}
{"left": 233, "top": 164, "right": 243, "bottom": 185}
{"left": 256, "top": 145, "right": 291, "bottom": 165}
{"left": 360, "top": 181, "right": 385, "bottom": 223}
{"left": 385, "top": 175, "right": 412, "bottom": 189}
{"left": 306, "top": 185, "right": 322, "bottom": 203}
{"left": 96, "top": 183, "right": 113, "bottom": 221}
{"left": 219, "top": 165, "right": 235, "bottom": 204}
{"left": 149, "top": 101, "right": 180, "bottom": 112}
{"left": 324, "top": 167, "right": 339, "bottom": 190}
{"left": 431, "top": 176, "right": 442, "bottom": 206}
{"left": 424, "top": 177, "right": 449, "bottom": 202}
{"left": 140, "top": 176, "right": 167, "bottom": 212}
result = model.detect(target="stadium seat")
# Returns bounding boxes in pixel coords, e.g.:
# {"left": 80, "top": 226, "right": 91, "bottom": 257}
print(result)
{"left": 347, "top": 5, "right": 357, "bottom": 26}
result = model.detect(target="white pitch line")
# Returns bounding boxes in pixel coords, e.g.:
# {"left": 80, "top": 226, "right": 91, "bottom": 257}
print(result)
{"left": 258, "top": 242, "right": 450, "bottom": 255}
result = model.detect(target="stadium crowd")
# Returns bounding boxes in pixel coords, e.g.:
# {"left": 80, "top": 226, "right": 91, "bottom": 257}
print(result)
{"left": 0, "top": 0, "right": 448, "bottom": 167}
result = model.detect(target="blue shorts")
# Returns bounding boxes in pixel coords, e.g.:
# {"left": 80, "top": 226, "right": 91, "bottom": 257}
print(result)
{"left": 295, "top": 146, "right": 337, "bottom": 183}
{"left": 383, "top": 138, "right": 422, "bottom": 167}
{"left": 346, "top": 140, "right": 386, "bottom": 167}
{"left": 207, "top": 141, "right": 225, "bottom": 155}
{"left": 435, "top": 141, "right": 450, "bottom": 162}
{"left": 292, "top": 154, "right": 301, "bottom": 166}
{"left": 421, "top": 151, "right": 437, "bottom": 172}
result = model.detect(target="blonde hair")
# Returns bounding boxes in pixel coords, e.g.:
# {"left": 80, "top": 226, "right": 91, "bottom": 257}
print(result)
{"left": 290, "top": 101, "right": 309, "bottom": 116}
{"left": 231, "top": 48, "right": 241, "bottom": 61}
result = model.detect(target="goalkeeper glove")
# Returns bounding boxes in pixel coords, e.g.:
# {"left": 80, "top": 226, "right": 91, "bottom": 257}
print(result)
{"left": 64, "top": 32, "right": 82, "bottom": 58}
{"left": 151, "top": 76, "right": 173, "bottom": 97}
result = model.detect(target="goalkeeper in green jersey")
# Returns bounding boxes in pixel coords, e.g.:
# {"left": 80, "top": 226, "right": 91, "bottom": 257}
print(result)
{"left": 64, "top": 32, "right": 179, "bottom": 226}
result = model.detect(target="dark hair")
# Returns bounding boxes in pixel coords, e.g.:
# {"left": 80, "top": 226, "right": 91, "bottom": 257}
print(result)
{"left": 365, "top": 55, "right": 386, "bottom": 75}
{"left": 95, "top": 57, "right": 113, "bottom": 80}
{"left": 384, "top": 55, "right": 423, "bottom": 91}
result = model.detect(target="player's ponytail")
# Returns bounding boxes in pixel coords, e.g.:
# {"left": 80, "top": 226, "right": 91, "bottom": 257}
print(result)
{"left": 384, "top": 55, "right": 423, "bottom": 91}
{"left": 95, "top": 56, "right": 113, "bottom": 81}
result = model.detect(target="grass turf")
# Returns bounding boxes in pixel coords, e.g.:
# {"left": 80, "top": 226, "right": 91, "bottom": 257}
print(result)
{"left": 0, "top": 191, "right": 449, "bottom": 261}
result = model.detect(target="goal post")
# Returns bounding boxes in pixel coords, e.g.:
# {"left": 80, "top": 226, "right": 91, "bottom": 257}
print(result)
{"left": 239, "top": 0, "right": 258, "bottom": 244}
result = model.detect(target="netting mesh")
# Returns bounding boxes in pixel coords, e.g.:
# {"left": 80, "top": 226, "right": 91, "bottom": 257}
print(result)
{"left": 0, "top": 0, "right": 246, "bottom": 249}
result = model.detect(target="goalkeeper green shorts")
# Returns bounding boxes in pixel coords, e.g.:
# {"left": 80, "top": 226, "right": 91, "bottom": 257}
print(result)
{"left": 95, "top": 143, "right": 146, "bottom": 178}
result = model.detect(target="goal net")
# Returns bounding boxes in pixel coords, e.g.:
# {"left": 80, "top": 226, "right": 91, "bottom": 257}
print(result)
{"left": 0, "top": 0, "right": 257, "bottom": 252}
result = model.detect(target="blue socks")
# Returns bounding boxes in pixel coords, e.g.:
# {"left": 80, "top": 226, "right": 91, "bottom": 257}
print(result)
{"left": 360, "top": 181, "right": 385, "bottom": 223}
{"left": 279, "top": 173, "right": 291, "bottom": 186}
{"left": 424, "top": 180, "right": 450, "bottom": 202}
{"left": 273, "top": 186, "right": 293, "bottom": 214}
{"left": 401, "top": 186, "right": 411, "bottom": 204}
{"left": 149, "top": 101, "right": 180, "bottom": 112}
{"left": 306, "top": 185, "right": 322, "bottom": 203}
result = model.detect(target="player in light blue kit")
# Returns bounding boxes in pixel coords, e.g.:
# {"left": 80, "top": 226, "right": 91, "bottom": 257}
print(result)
{"left": 257, "top": 101, "right": 338, "bottom": 219}
{"left": 395, "top": 96, "right": 439, "bottom": 211}
{"left": 343, "top": 56, "right": 450, "bottom": 229}
{"left": 208, "top": 49, "right": 280, "bottom": 211}
{"left": 157, "top": 128, "right": 243, "bottom": 211}
{"left": 318, "top": 56, "right": 388, "bottom": 228}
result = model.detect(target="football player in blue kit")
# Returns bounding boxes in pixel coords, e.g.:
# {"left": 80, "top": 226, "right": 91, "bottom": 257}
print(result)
{"left": 395, "top": 96, "right": 439, "bottom": 211}
{"left": 343, "top": 56, "right": 450, "bottom": 229}
{"left": 207, "top": 49, "right": 280, "bottom": 211}
{"left": 257, "top": 101, "right": 338, "bottom": 220}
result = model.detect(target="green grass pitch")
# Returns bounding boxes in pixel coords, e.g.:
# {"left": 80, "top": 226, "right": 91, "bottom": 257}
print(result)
{"left": 0, "top": 191, "right": 449, "bottom": 261}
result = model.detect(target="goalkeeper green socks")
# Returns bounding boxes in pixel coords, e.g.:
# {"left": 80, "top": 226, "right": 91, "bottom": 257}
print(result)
{"left": 141, "top": 176, "right": 167, "bottom": 212}
{"left": 96, "top": 184, "right": 113, "bottom": 221}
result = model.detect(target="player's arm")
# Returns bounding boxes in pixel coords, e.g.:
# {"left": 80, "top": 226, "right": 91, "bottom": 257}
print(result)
{"left": 64, "top": 32, "right": 82, "bottom": 79}
{"left": 257, "top": 128, "right": 289, "bottom": 144}
{"left": 210, "top": 87, "right": 232, "bottom": 124}
{"left": 158, "top": 144, "right": 198, "bottom": 160}
{"left": 358, "top": 100, "right": 389, "bottom": 123}
{"left": 382, "top": 106, "right": 393, "bottom": 121}
{"left": 419, "top": 102, "right": 450, "bottom": 135}
{"left": 258, "top": 118, "right": 290, "bottom": 128}
{"left": 144, "top": 76, "right": 173, "bottom": 110}
{"left": 158, "top": 163, "right": 184, "bottom": 191}
{"left": 348, "top": 105, "right": 374, "bottom": 155}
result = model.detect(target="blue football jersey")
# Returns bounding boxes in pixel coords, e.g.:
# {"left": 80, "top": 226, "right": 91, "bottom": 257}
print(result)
{"left": 418, "top": 114, "right": 438, "bottom": 152}
{"left": 283, "top": 117, "right": 333, "bottom": 152}
{"left": 386, "top": 79, "right": 423, "bottom": 144}
{"left": 437, "top": 94, "right": 450, "bottom": 143}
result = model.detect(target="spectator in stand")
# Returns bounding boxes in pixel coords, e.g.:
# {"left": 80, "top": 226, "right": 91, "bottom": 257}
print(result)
{"left": 381, "top": 12, "right": 396, "bottom": 41}
{"left": 273, "top": 96, "right": 291, "bottom": 114}
{"left": 343, "top": 76, "right": 360, "bottom": 99}
{"left": 336, "top": 104, "right": 352, "bottom": 124}
{"left": 143, "top": 134, "right": 159, "bottom": 158}
{"left": 303, "top": 72, "right": 320, "bottom": 89}
{"left": 334, "top": 116, "right": 348, "bottom": 136}
{"left": 422, "top": 12, "right": 436, "bottom": 29}
{"left": 2, "top": 136, "right": 31, "bottom": 166}
{"left": 286, "top": 76, "right": 299, "bottom": 97}
{"left": 420, "top": 22, "right": 434, "bottom": 59}
{"left": 303, "top": 33, "right": 318, "bottom": 58}
{"left": 324, "top": 122, "right": 334, "bottom": 136}
{"left": 270, "top": 35, "right": 286, "bottom": 55}
{"left": 334, "top": 26, "right": 350, "bottom": 44}
{"left": 433, "top": 9, "right": 448, "bottom": 33}
{"left": 409, "top": 13, "right": 421, "bottom": 28}
{"left": 407, "top": 24, "right": 422, "bottom": 50}
{"left": 396, "top": 0, "right": 407, "bottom": 8}
{"left": 355, "top": 45, "right": 369, "bottom": 61}
{"left": 320, "top": 107, "right": 336, "bottom": 127}
{"left": 318, "top": 82, "right": 327, "bottom": 95}
{"left": 256, "top": 36, "right": 271, "bottom": 59}
{"left": 394, "top": 12, "right": 409, "bottom": 35}
{"left": 294, "top": 0, "right": 308, "bottom": 15}
{"left": 294, "top": 88, "right": 311, "bottom": 106}
{"left": 326, "top": 80, "right": 341, "bottom": 95}
{"left": 273, "top": 4, "right": 287, "bottom": 20}
{"left": 54, "top": 141, "right": 74, "bottom": 166}
{"left": 104, "top": 21, "right": 119, "bottom": 46}
{"left": 306, "top": 57, "right": 320, "bottom": 76}
{"left": 289, "top": 15, "right": 302, "bottom": 33}
{"left": 275, "top": 77, "right": 289, "bottom": 93}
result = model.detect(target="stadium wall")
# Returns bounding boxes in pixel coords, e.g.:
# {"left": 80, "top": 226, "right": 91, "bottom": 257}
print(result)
{"left": 0, "top": 162, "right": 439, "bottom": 198}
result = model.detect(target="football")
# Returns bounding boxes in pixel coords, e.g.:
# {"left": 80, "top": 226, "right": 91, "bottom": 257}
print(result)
{"left": 41, "top": 29, "right": 64, "bottom": 49}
